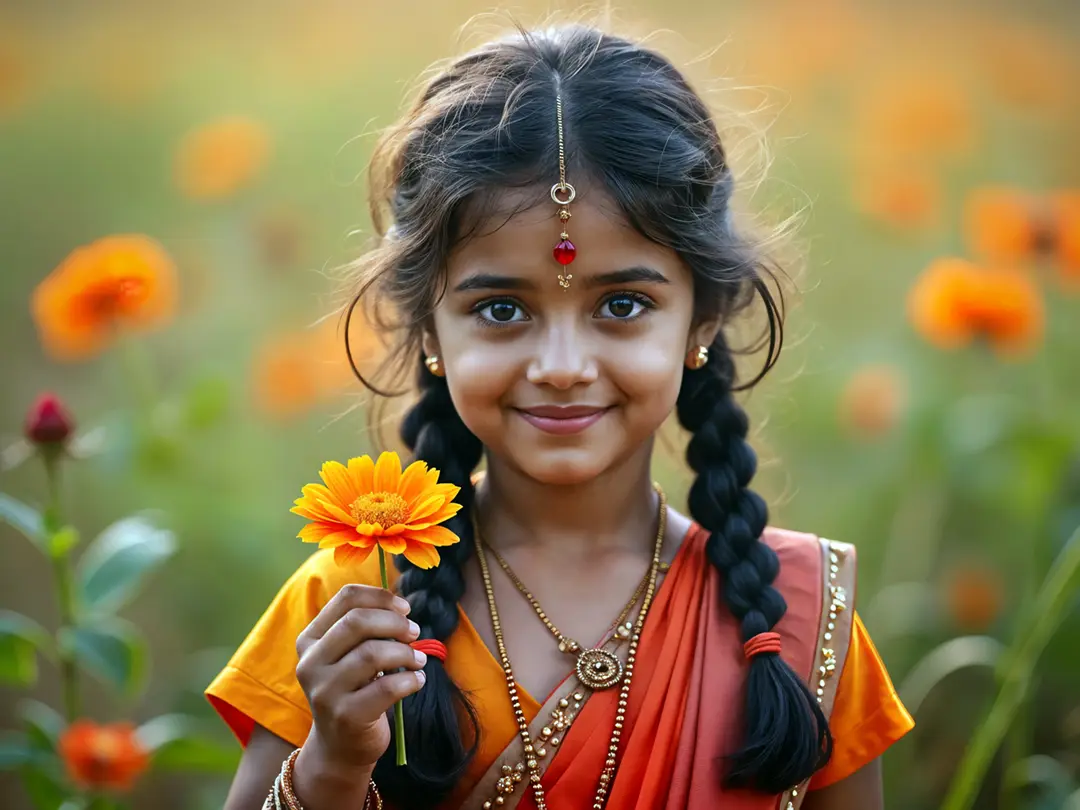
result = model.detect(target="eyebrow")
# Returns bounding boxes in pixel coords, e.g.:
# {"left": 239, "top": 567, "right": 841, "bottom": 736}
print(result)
{"left": 452, "top": 265, "right": 670, "bottom": 293}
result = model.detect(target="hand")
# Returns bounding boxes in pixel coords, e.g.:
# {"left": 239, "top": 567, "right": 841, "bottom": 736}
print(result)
{"left": 295, "top": 583, "right": 426, "bottom": 773}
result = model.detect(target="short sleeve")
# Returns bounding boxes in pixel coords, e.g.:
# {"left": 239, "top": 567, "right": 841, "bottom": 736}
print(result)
{"left": 808, "top": 612, "right": 914, "bottom": 790}
{"left": 205, "top": 548, "right": 390, "bottom": 749}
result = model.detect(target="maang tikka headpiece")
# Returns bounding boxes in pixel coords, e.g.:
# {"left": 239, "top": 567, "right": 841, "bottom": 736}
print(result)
{"left": 551, "top": 94, "right": 576, "bottom": 289}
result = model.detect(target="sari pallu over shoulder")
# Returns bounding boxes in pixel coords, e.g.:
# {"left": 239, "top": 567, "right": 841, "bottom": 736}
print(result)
{"left": 493, "top": 526, "right": 856, "bottom": 810}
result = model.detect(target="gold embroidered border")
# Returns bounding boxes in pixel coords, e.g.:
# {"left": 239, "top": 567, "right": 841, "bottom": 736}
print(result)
{"left": 779, "top": 538, "right": 857, "bottom": 810}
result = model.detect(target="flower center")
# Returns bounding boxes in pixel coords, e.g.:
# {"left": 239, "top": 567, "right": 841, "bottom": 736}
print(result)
{"left": 349, "top": 492, "right": 409, "bottom": 528}
{"left": 88, "top": 729, "right": 123, "bottom": 762}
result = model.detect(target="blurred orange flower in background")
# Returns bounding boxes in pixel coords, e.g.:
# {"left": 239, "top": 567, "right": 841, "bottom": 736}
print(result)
{"left": 942, "top": 563, "right": 1004, "bottom": 632}
{"left": 963, "top": 187, "right": 1044, "bottom": 264}
{"left": 908, "top": 257, "right": 1044, "bottom": 357}
{"left": 59, "top": 720, "right": 150, "bottom": 792}
{"left": 1050, "top": 191, "right": 1080, "bottom": 285}
{"left": 853, "top": 166, "right": 942, "bottom": 231}
{"left": 32, "top": 235, "right": 178, "bottom": 361}
{"left": 251, "top": 312, "right": 383, "bottom": 420}
{"left": 174, "top": 116, "right": 271, "bottom": 200}
{"left": 973, "top": 22, "right": 1076, "bottom": 112}
{"left": 839, "top": 365, "right": 907, "bottom": 439}
{"left": 855, "top": 72, "right": 976, "bottom": 164}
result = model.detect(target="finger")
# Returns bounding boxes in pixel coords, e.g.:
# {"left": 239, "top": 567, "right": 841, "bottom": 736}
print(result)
{"left": 326, "top": 640, "right": 426, "bottom": 694}
{"left": 341, "top": 670, "right": 427, "bottom": 726}
{"left": 297, "top": 584, "right": 410, "bottom": 657}
{"left": 305, "top": 608, "right": 420, "bottom": 667}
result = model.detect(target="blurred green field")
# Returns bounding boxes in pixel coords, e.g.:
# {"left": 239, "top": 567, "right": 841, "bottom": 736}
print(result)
{"left": 2, "top": 2, "right": 1080, "bottom": 808}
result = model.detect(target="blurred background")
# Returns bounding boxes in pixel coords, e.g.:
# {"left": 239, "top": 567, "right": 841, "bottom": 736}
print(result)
{"left": 1, "top": 1, "right": 1079, "bottom": 808}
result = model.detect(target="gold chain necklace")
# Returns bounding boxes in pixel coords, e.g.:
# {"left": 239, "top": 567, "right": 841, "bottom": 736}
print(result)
{"left": 474, "top": 485, "right": 667, "bottom": 810}
{"left": 483, "top": 542, "right": 657, "bottom": 690}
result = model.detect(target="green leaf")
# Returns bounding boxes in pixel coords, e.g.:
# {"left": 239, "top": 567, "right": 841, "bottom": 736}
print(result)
{"left": 49, "top": 526, "right": 80, "bottom": 559}
{"left": 152, "top": 734, "right": 241, "bottom": 774}
{"left": 0, "top": 611, "right": 52, "bottom": 687}
{"left": 0, "top": 492, "right": 45, "bottom": 550}
{"left": 20, "top": 761, "right": 71, "bottom": 810}
{"left": 77, "top": 515, "right": 176, "bottom": 614}
{"left": 19, "top": 699, "right": 65, "bottom": 753}
{"left": 941, "top": 525, "right": 1080, "bottom": 810}
{"left": 0, "top": 731, "right": 35, "bottom": 769}
{"left": 136, "top": 714, "right": 192, "bottom": 752}
{"left": 61, "top": 620, "right": 148, "bottom": 696}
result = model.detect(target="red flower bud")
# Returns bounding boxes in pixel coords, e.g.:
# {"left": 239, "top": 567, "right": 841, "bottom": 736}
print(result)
{"left": 25, "top": 393, "right": 74, "bottom": 447}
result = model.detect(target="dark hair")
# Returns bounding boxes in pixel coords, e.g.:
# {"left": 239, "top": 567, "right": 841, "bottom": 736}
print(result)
{"left": 346, "top": 20, "right": 831, "bottom": 808}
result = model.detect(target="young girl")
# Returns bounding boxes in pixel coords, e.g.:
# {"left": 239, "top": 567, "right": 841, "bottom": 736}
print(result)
{"left": 207, "top": 22, "right": 913, "bottom": 810}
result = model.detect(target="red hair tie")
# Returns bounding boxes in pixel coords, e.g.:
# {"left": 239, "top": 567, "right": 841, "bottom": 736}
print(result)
{"left": 411, "top": 639, "right": 448, "bottom": 663}
{"left": 743, "top": 632, "right": 782, "bottom": 660}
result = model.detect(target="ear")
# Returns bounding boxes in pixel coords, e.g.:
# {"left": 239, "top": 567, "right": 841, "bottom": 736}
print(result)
{"left": 421, "top": 330, "right": 442, "bottom": 359}
{"left": 687, "top": 317, "right": 723, "bottom": 353}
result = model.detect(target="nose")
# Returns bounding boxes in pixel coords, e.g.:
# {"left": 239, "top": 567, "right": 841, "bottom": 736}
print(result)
{"left": 525, "top": 321, "right": 599, "bottom": 390}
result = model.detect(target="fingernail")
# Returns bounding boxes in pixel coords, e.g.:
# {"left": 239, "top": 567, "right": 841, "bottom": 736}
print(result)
{"left": 393, "top": 596, "right": 411, "bottom": 614}
{"left": 416, "top": 670, "right": 427, "bottom": 686}
{"left": 408, "top": 620, "right": 420, "bottom": 638}
{"left": 414, "top": 649, "right": 427, "bottom": 667}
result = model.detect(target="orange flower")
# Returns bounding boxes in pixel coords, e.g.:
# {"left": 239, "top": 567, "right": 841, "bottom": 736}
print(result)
{"left": 174, "top": 116, "right": 270, "bottom": 200}
{"left": 31, "top": 235, "right": 178, "bottom": 361}
{"left": 292, "top": 451, "right": 461, "bottom": 568}
{"left": 943, "top": 564, "right": 1004, "bottom": 632}
{"left": 1050, "top": 191, "right": 1080, "bottom": 285}
{"left": 854, "top": 166, "right": 942, "bottom": 231}
{"left": 839, "top": 366, "right": 906, "bottom": 439}
{"left": 908, "top": 258, "right": 1044, "bottom": 357}
{"left": 59, "top": 720, "right": 150, "bottom": 792}
{"left": 963, "top": 187, "right": 1045, "bottom": 264}
{"left": 251, "top": 332, "right": 322, "bottom": 420}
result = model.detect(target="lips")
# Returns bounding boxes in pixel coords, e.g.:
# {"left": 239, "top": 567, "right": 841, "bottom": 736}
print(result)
{"left": 515, "top": 405, "right": 611, "bottom": 436}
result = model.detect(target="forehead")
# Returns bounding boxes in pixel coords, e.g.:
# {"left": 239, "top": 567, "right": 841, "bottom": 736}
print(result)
{"left": 446, "top": 185, "right": 686, "bottom": 285}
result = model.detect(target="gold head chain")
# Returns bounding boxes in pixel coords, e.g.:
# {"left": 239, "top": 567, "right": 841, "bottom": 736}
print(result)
{"left": 551, "top": 94, "right": 576, "bottom": 289}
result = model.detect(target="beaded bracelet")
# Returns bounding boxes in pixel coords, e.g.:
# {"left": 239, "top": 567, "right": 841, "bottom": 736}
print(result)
{"left": 263, "top": 748, "right": 383, "bottom": 810}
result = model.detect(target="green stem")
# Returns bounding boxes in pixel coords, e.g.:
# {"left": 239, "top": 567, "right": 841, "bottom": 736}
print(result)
{"left": 941, "top": 526, "right": 1080, "bottom": 810}
{"left": 44, "top": 456, "right": 80, "bottom": 722}
{"left": 379, "top": 548, "right": 407, "bottom": 767}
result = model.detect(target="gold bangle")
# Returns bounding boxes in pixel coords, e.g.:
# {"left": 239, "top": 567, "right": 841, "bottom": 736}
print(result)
{"left": 279, "top": 748, "right": 304, "bottom": 810}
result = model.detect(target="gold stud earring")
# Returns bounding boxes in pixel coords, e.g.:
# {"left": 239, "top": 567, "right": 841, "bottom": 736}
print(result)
{"left": 424, "top": 355, "right": 444, "bottom": 377}
{"left": 687, "top": 345, "right": 709, "bottom": 370}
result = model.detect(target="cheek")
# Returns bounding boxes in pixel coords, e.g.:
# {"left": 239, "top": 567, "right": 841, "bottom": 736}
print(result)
{"left": 606, "top": 336, "right": 686, "bottom": 409}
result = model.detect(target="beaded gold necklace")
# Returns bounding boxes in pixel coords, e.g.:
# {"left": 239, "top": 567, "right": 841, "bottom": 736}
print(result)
{"left": 473, "top": 485, "right": 667, "bottom": 810}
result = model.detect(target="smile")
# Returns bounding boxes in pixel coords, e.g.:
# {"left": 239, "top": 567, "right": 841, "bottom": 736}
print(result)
{"left": 515, "top": 405, "right": 612, "bottom": 436}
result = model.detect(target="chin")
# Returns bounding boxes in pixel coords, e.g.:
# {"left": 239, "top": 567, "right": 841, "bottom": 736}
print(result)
{"left": 510, "top": 448, "right": 612, "bottom": 487}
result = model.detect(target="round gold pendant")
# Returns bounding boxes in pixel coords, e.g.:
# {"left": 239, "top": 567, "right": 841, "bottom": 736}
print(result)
{"left": 575, "top": 648, "right": 623, "bottom": 690}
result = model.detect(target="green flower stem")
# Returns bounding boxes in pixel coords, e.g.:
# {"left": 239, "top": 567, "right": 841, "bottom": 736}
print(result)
{"left": 941, "top": 526, "right": 1080, "bottom": 810}
{"left": 378, "top": 548, "right": 407, "bottom": 767}
{"left": 44, "top": 455, "right": 80, "bottom": 722}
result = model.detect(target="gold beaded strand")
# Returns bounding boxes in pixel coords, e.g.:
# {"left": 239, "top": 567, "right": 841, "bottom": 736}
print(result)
{"left": 474, "top": 485, "right": 667, "bottom": 810}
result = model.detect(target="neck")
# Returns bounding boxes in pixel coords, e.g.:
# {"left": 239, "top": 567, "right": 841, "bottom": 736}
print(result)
{"left": 475, "top": 443, "right": 661, "bottom": 557}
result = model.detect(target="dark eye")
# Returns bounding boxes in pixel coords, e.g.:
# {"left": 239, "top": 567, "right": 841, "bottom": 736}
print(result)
{"left": 597, "top": 294, "right": 652, "bottom": 320}
{"left": 476, "top": 299, "right": 527, "bottom": 324}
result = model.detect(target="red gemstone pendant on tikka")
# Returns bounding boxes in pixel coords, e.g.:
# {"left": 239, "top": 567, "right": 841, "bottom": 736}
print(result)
{"left": 551, "top": 181, "right": 576, "bottom": 289}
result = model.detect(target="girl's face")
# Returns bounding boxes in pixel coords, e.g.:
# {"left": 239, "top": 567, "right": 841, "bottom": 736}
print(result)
{"left": 427, "top": 188, "right": 714, "bottom": 486}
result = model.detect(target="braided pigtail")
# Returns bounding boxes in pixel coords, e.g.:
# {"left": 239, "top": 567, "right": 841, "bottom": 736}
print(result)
{"left": 371, "top": 358, "right": 483, "bottom": 809}
{"left": 677, "top": 335, "right": 832, "bottom": 793}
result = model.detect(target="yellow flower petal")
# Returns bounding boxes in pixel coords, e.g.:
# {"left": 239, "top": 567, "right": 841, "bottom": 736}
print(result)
{"left": 409, "top": 493, "right": 449, "bottom": 522}
{"left": 317, "top": 529, "right": 362, "bottom": 549}
{"left": 356, "top": 522, "right": 384, "bottom": 537}
{"left": 347, "top": 455, "right": 375, "bottom": 496}
{"left": 397, "top": 459, "right": 430, "bottom": 504}
{"left": 318, "top": 498, "right": 357, "bottom": 527}
{"left": 320, "top": 460, "right": 359, "bottom": 507}
{"left": 335, "top": 543, "right": 375, "bottom": 567}
{"left": 401, "top": 541, "right": 441, "bottom": 569}
{"left": 378, "top": 536, "right": 408, "bottom": 555}
{"left": 373, "top": 451, "right": 401, "bottom": 493}
{"left": 404, "top": 525, "right": 460, "bottom": 547}
{"left": 298, "top": 522, "right": 340, "bottom": 543}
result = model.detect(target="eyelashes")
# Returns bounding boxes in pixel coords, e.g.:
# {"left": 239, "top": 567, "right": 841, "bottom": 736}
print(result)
{"left": 471, "top": 291, "right": 658, "bottom": 328}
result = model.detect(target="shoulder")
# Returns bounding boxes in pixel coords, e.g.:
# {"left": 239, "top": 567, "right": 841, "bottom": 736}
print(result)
{"left": 763, "top": 527, "right": 858, "bottom": 582}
